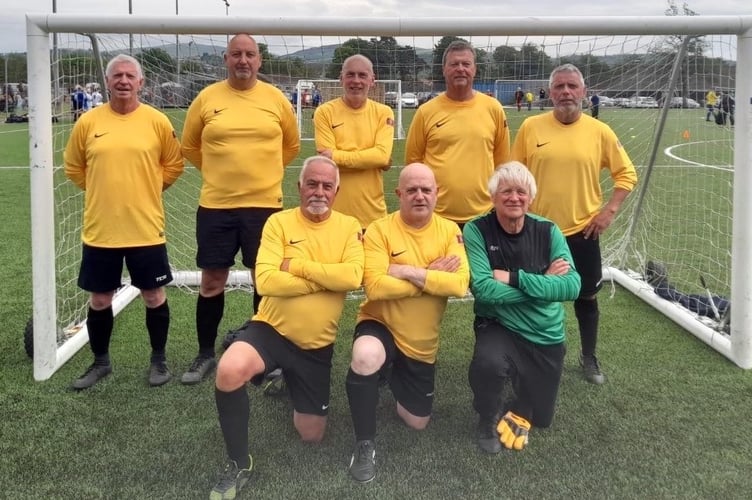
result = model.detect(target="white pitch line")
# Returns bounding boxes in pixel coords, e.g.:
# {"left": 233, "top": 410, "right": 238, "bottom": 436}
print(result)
{"left": 663, "top": 139, "right": 734, "bottom": 172}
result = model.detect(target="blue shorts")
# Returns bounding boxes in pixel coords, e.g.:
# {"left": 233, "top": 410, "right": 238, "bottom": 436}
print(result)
{"left": 237, "top": 320, "right": 334, "bottom": 416}
{"left": 566, "top": 231, "right": 602, "bottom": 297}
{"left": 354, "top": 320, "right": 435, "bottom": 417}
{"left": 78, "top": 243, "right": 172, "bottom": 292}
{"left": 195, "top": 206, "right": 280, "bottom": 269}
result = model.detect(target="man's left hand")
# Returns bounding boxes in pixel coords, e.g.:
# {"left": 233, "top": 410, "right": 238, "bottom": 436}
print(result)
{"left": 583, "top": 208, "right": 616, "bottom": 240}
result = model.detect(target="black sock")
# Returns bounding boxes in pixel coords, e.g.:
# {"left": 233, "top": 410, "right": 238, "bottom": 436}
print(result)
{"left": 252, "top": 291, "right": 262, "bottom": 315}
{"left": 146, "top": 300, "right": 169, "bottom": 363}
{"left": 87, "top": 306, "right": 113, "bottom": 365}
{"left": 346, "top": 368, "right": 380, "bottom": 442}
{"left": 196, "top": 292, "right": 224, "bottom": 357}
{"left": 216, "top": 386, "right": 250, "bottom": 468}
{"left": 574, "top": 298, "right": 599, "bottom": 357}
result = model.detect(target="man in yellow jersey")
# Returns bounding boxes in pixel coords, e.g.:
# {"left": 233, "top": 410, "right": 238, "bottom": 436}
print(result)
{"left": 314, "top": 54, "right": 394, "bottom": 230}
{"left": 405, "top": 40, "right": 510, "bottom": 228}
{"left": 180, "top": 34, "right": 300, "bottom": 385}
{"left": 64, "top": 54, "right": 184, "bottom": 390}
{"left": 345, "top": 163, "right": 469, "bottom": 483}
{"left": 705, "top": 88, "right": 718, "bottom": 122}
{"left": 511, "top": 63, "right": 637, "bottom": 385}
{"left": 208, "top": 156, "right": 364, "bottom": 499}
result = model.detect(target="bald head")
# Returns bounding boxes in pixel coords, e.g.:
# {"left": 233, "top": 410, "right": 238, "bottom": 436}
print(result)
{"left": 397, "top": 163, "right": 438, "bottom": 228}
{"left": 224, "top": 34, "right": 261, "bottom": 90}
{"left": 340, "top": 54, "right": 375, "bottom": 109}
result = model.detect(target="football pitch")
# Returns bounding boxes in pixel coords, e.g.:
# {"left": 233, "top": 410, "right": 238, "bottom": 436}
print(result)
{"left": 0, "top": 108, "right": 750, "bottom": 499}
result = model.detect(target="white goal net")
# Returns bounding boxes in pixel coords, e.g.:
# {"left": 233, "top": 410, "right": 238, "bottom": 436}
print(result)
{"left": 25, "top": 15, "right": 752, "bottom": 379}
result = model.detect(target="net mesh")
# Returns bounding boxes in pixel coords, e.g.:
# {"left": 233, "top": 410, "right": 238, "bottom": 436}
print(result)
{"left": 48, "top": 31, "right": 736, "bottom": 343}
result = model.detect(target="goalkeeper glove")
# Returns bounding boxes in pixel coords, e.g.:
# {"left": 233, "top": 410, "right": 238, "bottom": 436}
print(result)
{"left": 497, "top": 411, "right": 531, "bottom": 451}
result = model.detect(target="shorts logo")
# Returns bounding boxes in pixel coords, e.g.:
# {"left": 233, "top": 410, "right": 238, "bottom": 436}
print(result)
{"left": 390, "top": 250, "right": 406, "bottom": 257}
{"left": 155, "top": 274, "right": 168, "bottom": 282}
{"left": 321, "top": 403, "right": 330, "bottom": 410}
{"left": 289, "top": 239, "right": 305, "bottom": 245}
{"left": 332, "top": 122, "right": 344, "bottom": 129}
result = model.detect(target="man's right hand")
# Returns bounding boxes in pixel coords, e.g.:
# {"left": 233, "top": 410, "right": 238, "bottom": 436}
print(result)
{"left": 427, "top": 255, "right": 460, "bottom": 272}
{"left": 545, "top": 258, "right": 570, "bottom": 276}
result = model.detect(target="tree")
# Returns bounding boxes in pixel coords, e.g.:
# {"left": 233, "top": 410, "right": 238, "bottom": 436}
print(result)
{"left": 431, "top": 36, "right": 467, "bottom": 83}
{"left": 138, "top": 48, "right": 176, "bottom": 78}
{"left": 1, "top": 53, "right": 29, "bottom": 85}
{"left": 327, "top": 37, "right": 425, "bottom": 85}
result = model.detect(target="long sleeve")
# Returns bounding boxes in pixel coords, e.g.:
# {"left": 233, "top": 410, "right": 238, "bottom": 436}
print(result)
{"left": 362, "top": 220, "right": 422, "bottom": 300}
{"left": 287, "top": 217, "right": 364, "bottom": 292}
{"left": 159, "top": 118, "right": 184, "bottom": 187}
{"left": 313, "top": 100, "right": 393, "bottom": 169}
{"left": 516, "top": 226, "right": 581, "bottom": 302}
{"left": 464, "top": 220, "right": 530, "bottom": 305}
{"left": 254, "top": 215, "right": 324, "bottom": 297}
{"left": 64, "top": 119, "right": 88, "bottom": 190}
{"left": 404, "top": 106, "right": 427, "bottom": 165}
{"left": 180, "top": 95, "right": 204, "bottom": 170}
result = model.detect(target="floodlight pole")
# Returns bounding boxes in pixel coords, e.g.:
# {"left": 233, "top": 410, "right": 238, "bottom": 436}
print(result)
{"left": 222, "top": 1, "right": 230, "bottom": 45}
{"left": 51, "top": 0, "right": 60, "bottom": 116}
{"left": 129, "top": 0, "right": 133, "bottom": 54}
{"left": 175, "top": 0, "right": 180, "bottom": 84}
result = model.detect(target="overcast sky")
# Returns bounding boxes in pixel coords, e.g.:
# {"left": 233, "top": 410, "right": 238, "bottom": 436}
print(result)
{"left": 2, "top": 1, "right": 751, "bottom": 53}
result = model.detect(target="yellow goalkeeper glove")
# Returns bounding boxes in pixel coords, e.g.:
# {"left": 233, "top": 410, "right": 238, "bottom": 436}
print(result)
{"left": 497, "top": 411, "right": 531, "bottom": 451}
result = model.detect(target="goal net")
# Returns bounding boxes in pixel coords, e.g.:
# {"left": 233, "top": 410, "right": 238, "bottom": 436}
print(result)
{"left": 26, "top": 15, "right": 752, "bottom": 379}
{"left": 293, "top": 79, "right": 404, "bottom": 140}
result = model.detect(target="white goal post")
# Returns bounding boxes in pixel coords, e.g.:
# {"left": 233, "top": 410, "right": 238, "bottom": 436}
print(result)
{"left": 25, "top": 14, "right": 752, "bottom": 380}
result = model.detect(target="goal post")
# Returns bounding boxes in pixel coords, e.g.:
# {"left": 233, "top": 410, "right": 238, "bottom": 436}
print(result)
{"left": 294, "top": 79, "right": 404, "bottom": 140}
{"left": 25, "top": 14, "right": 752, "bottom": 380}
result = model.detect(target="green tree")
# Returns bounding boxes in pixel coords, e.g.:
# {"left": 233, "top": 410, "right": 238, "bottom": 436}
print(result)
{"left": 1, "top": 53, "right": 28, "bottom": 85}
{"left": 327, "top": 37, "right": 425, "bottom": 85}
{"left": 138, "top": 48, "right": 176, "bottom": 78}
{"left": 431, "top": 36, "right": 467, "bottom": 82}
{"left": 492, "top": 45, "right": 521, "bottom": 79}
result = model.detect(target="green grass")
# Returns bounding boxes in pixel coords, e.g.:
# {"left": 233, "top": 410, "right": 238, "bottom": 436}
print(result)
{"left": 1, "top": 108, "right": 750, "bottom": 499}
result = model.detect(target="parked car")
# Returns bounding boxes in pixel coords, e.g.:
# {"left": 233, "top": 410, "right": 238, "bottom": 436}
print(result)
{"left": 384, "top": 91, "right": 399, "bottom": 108}
{"left": 666, "top": 96, "right": 701, "bottom": 109}
{"left": 400, "top": 92, "right": 419, "bottom": 108}
{"left": 597, "top": 96, "right": 615, "bottom": 107}
{"left": 624, "top": 96, "right": 659, "bottom": 108}
{"left": 417, "top": 91, "right": 440, "bottom": 105}
{"left": 612, "top": 97, "right": 631, "bottom": 108}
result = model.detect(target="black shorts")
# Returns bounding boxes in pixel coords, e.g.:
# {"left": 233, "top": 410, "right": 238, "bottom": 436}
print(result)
{"left": 566, "top": 231, "right": 602, "bottom": 297}
{"left": 78, "top": 243, "right": 172, "bottom": 293}
{"left": 472, "top": 317, "right": 565, "bottom": 427}
{"left": 237, "top": 321, "right": 334, "bottom": 416}
{"left": 354, "top": 320, "right": 435, "bottom": 417}
{"left": 195, "top": 206, "right": 280, "bottom": 269}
